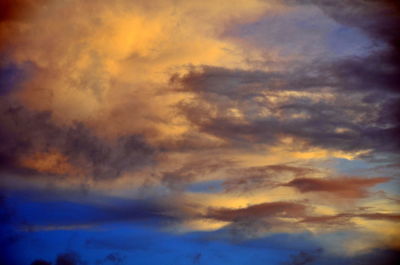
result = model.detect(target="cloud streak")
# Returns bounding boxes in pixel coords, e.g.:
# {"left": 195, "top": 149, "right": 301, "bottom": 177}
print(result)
{"left": 284, "top": 177, "right": 390, "bottom": 198}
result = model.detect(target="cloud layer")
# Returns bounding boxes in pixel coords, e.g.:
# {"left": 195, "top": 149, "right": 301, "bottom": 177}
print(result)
{"left": 0, "top": 0, "right": 399, "bottom": 264}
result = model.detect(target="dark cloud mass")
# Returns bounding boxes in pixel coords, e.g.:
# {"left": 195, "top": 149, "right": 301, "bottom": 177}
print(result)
{"left": 0, "top": 99, "right": 157, "bottom": 180}
{"left": 172, "top": 0, "right": 400, "bottom": 155}
{"left": 174, "top": 61, "right": 399, "bottom": 153}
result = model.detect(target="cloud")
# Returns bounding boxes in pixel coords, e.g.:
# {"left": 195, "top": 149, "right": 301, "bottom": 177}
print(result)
{"left": 161, "top": 157, "right": 232, "bottom": 190}
{"left": 174, "top": 62, "right": 399, "bottom": 155}
{"left": 167, "top": 0, "right": 400, "bottom": 157}
{"left": 0, "top": 60, "right": 32, "bottom": 95}
{"left": 0, "top": 100, "right": 157, "bottom": 181}
{"left": 223, "top": 164, "right": 318, "bottom": 193}
{"left": 283, "top": 0, "right": 400, "bottom": 148}
{"left": 206, "top": 201, "right": 308, "bottom": 222}
{"left": 284, "top": 177, "right": 390, "bottom": 198}
{"left": 281, "top": 249, "right": 322, "bottom": 265}
{"left": 0, "top": 0, "right": 276, "bottom": 144}
{"left": 0, "top": 0, "right": 47, "bottom": 23}
{"left": 302, "top": 211, "right": 400, "bottom": 224}
{"left": 0, "top": 0, "right": 399, "bottom": 262}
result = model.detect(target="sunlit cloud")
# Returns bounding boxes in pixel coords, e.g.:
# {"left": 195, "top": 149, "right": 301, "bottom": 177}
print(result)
{"left": 0, "top": 0, "right": 399, "bottom": 264}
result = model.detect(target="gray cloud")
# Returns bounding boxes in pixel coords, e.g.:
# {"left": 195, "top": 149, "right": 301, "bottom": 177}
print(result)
{"left": 173, "top": 60, "right": 398, "bottom": 154}
{"left": 281, "top": 249, "right": 322, "bottom": 265}
{"left": 161, "top": 158, "right": 233, "bottom": 190}
{"left": 223, "top": 164, "right": 317, "bottom": 193}
{"left": 0, "top": 99, "right": 157, "bottom": 180}
{"left": 206, "top": 201, "right": 308, "bottom": 222}
{"left": 170, "top": 0, "right": 400, "bottom": 156}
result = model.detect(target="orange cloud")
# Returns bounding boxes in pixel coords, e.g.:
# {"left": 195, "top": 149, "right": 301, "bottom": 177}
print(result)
{"left": 1, "top": 0, "right": 278, "bottom": 144}
{"left": 19, "top": 150, "right": 80, "bottom": 176}
{"left": 284, "top": 177, "right": 391, "bottom": 198}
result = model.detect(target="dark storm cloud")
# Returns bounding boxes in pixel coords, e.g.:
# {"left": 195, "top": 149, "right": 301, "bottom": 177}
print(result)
{"left": 284, "top": 177, "right": 390, "bottom": 198}
{"left": 0, "top": 99, "right": 156, "bottom": 180}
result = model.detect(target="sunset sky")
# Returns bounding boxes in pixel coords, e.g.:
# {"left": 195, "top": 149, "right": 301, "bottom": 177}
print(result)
{"left": 0, "top": 1, "right": 399, "bottom": 264}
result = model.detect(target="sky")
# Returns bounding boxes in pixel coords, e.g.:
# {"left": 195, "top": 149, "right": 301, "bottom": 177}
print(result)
{"left": 0, "top": 0, "right": 399, "bottom": 264}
